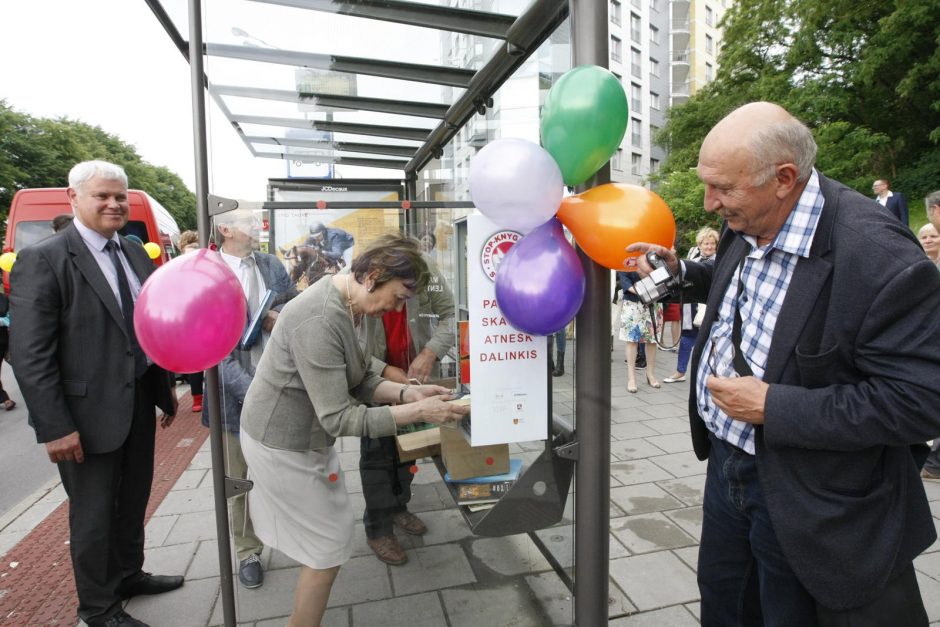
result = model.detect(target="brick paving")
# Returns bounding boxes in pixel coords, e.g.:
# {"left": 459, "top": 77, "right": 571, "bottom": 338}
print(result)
{"left": 0, "top": 392, "right": 207, "bottom": 626}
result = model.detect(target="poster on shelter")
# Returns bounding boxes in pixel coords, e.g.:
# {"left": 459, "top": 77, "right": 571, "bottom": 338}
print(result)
{"left": 467, "top": 212, "right": 548, "bottom": 445}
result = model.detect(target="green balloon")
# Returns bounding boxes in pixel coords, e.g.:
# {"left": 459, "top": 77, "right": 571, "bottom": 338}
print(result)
{"left": 540, "top": 65, "right": 629, "bottom": 187}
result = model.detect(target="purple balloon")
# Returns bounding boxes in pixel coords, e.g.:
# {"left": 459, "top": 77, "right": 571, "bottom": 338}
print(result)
{"left": 494, "top": 218, "right": 585, "bottom": 336}
{"left": 135, "top": 250, "right": 247, "bottom": 373}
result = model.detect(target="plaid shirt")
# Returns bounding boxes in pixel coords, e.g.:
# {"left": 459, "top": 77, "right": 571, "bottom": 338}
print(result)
{"left": 695, "top": 170, "right": 824, "bottom": 454}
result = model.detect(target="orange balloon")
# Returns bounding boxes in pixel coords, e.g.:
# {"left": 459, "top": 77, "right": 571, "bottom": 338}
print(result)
{"left": 557, "top": 183, "right": 676, "bottom": 270}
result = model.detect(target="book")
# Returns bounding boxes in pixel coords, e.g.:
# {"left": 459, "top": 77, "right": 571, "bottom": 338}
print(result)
{"left": 238, "top": 289, "right": 275, "bottom": 350}
{"left": 455, "top": 480, "right": 514, "bottom": 505}
{"left": 444, "top": 458, "right": 523, "bottom": 484}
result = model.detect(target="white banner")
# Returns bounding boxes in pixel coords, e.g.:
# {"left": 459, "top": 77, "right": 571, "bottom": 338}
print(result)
{"left": 467, "top": 213, "right": 548, "bottom": 445}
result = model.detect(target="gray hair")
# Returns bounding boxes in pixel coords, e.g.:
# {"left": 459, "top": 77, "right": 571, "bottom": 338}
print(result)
{"left": 748, "top": 118, "right": 818, "bottom": 186}
{"left": 68, "top": 160, "right": 127, "bottom": 190}
{"left": 926, "top": 191, "right": 940, "bottom": 211}
{"left": 695, "top": 226, "right": 720, "bottom": 246}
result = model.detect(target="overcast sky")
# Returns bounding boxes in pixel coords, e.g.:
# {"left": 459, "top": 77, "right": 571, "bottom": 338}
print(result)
{"left": 0, "top": 1, "right": 339, "bottom": 200}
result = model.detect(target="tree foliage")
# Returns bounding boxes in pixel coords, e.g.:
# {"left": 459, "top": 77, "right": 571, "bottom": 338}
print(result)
{"left": 653, "top": 0, "right": 940, "bottom": 237}
{"left": 0, "top": 100, "right": 196, "bottom": 231}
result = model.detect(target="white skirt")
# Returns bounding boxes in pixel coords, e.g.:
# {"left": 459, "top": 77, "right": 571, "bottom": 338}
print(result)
{"left": 240, "top": 431, "right": 354, "bottom": 570}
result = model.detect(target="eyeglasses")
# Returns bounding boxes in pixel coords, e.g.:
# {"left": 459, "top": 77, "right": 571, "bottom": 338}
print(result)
{"left": 707, "top": 340, "right": 739, "bottom": 379}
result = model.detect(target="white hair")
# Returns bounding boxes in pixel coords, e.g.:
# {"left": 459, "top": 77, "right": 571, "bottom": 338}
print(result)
{"left": 748, "top": 118, "right": 818, "bottom": 186}
{"left": 68, "top": 160, "right": 127, "bottom": 190}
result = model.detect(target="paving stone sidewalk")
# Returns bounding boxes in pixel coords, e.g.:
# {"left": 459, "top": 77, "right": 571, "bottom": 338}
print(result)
{"left": 6, "top": 340, "right": 940, "bottom": 626}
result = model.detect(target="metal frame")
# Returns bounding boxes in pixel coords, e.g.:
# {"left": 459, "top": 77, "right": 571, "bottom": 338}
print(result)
{"left": 147, "top": 0, "right": 615, "bottom": 622}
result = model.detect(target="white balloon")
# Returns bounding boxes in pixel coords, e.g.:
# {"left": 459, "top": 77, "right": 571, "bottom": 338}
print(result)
{"left": 469, "top": 138, "right": 565, "bottom": 234}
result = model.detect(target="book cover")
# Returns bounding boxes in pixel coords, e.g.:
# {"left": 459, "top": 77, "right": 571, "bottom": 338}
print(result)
{"left": 238, "top": 289, "right": 275, "bottom": 350}
{"left": 455, "top": 479, "right": 514, "bottom": 505}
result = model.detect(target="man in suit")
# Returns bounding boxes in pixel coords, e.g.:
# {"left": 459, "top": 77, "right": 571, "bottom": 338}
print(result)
{"left": 11, "top": 160, "right": 182, "bottom": 627}
{"left": 204, "top": 209, "right": 297, "bottom": 588}
{"left": 873, "top": 178, "right": 909, "bottom": 225}
{"left": 632, "top": 103, "right": 940, "bottom": 625}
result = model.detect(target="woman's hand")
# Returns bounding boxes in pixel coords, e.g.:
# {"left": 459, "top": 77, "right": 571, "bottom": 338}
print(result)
{"left": 411, "top": 395, "right": 470, "bottom": 426}
{"left": 403, "top": 384, "right": 452, "bottom": 403}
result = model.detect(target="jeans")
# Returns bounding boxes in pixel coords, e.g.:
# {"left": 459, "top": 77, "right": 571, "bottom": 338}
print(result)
{"left": 554, "top": 329, "right": 566, "bottom": 354}
{"left": 699, "top": 433, "right": 817, "bottom": 627}
{"left": 676, "top": 329, "right": 698, "bottom": 375}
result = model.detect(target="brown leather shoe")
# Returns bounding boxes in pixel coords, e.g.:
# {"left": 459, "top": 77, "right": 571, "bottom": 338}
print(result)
{"left": 392, "top": 511, "right": 427, "bottom": 536}
{"left": 367, "top": 535, "right": 408, "bottom": 565}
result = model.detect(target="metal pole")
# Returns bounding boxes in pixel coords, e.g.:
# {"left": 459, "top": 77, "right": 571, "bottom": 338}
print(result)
{"left": 570, "top": 0, "right": 612, "bottom": 623}
{"left": 188, "top": 1, "right": 237, "bottom": 625}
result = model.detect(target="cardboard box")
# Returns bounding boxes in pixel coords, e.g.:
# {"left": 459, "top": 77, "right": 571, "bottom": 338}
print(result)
{"left": 395, "top": 427, "right": 441, "bottom": 463}
{"left": 440, "top": 423, "right": 509, "bottom": 480}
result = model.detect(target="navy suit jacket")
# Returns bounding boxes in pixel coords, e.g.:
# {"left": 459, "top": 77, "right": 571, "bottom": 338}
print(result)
{"left": 202, "top": 251, "right": 297, "bottom": 432}
{"left": 877, "top": 192, "right": 909, "bottom": 225}
{"left": 683, "top": 174, "right": 940, "bottom": 609}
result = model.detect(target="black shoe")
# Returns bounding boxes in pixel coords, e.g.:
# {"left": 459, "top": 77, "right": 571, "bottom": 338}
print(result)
{"left": 238, "top": 553, "right": 264, "bottom": 589}
{"left": 634, "top": 356, "right": 647, "bottom": 369}
{"left": 88, "top": 609, "right": 149, "bottom": 627}
{"left": 119, "top": 572, "right": 184, "bottom": 599}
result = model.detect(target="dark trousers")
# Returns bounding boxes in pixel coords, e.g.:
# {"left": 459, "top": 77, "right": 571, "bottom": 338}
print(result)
{"left": 58, "top": 370, "right": 157, "bottom": 623}
{"left": 360, "top": 435, "right": 413, "bottom": 539}
{"left": 0, "top": 327, "right": 9, "bottom": 403}
{"left": 186, "top": 370, "right": 204, "bottom": 396}
{"left": 699, "top": 433, "right": 817, "bottom": 627}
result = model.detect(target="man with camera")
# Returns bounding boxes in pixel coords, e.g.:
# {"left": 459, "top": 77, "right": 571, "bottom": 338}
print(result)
{"left": 630, "top": 102, "right": 940, "bottom": 625}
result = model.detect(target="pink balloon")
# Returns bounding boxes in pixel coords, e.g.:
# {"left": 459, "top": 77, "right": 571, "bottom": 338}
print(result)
{"left": 134, "top": 250, "right": 247, "bottom": 373}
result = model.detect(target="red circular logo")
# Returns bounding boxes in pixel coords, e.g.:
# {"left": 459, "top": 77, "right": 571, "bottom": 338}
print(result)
{"left": 480, "top": 230, "right": 521, "bottom": 281}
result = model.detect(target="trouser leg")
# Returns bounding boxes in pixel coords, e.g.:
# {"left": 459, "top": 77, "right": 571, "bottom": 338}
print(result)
{"left": 360, "top": 435, "right": 413, "bottom": 539}
{"left": 225, "top": 430, "right": 263, "bottom": 561}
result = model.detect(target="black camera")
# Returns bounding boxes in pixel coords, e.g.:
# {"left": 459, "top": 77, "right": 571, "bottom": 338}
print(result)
{"left": 633, "top": 251, "right": 683, "bottom": 305}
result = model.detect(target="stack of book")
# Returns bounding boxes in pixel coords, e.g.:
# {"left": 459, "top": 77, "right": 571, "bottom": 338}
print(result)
{"left": 445, "top": 458, "right": 523, "bottom": 511}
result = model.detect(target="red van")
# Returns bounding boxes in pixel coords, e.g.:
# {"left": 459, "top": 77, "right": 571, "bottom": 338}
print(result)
{"left": 3, "top": 187, "right": 181, "bottom": 291}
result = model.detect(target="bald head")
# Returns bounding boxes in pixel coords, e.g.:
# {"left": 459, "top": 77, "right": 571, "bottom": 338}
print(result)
{"left": 701, "top": 102, "right": 817, "bottom": 185}
{"left": 697, "top": 102, "right": 817, "bottom": 245}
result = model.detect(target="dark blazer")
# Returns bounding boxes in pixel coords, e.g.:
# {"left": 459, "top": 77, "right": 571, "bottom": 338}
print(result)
{"left": 10, "top": 224, "right": 175, "bottom": 454}
{"left": 683, "top": 174, "right": 940, "bottom": 609}
{"left": 878, "top": 192, "right": 909, "bottom": 225}
{"left": 202, "top": 251, "right": 297, "bottom": 432}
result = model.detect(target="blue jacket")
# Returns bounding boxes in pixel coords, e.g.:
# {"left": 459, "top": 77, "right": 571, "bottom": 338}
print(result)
{"left": 202, "top": 252, "right": 298, "bottom": 432}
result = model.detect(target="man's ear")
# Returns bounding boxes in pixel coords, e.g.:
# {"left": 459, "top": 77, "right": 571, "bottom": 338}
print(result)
{"left": 774, "top": 163, "right": 800, "bottom": 198}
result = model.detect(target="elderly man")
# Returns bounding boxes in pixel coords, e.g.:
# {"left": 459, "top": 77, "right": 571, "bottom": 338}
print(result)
{"left": 873, "top": 178, "right": 909, "bottom": 225}
{"left": 632, "top": 103, "right": 940, "bottom": 626}
{"left": 11, "top": 161, "right": 182, "bottom": 627}
{"left": 204, "top": 209, "right": 297, "bottom": 588}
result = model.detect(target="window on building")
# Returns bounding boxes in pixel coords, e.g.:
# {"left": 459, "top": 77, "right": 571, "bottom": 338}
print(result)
{"left": 631, "top": 47, "right": 642, "bottom": 78}
{"left": 706, "top": 34, "right": 714, "bottom": 55}
{"left": 631, "top": 83, "right": 642, "bottom": 112}
{"left": 631, "top": 118, "right": 642, "bottom": 146}
{"left": 705, "top": 62, "right": 713, "bottom": 82}
{"left": 650, "top": 158, "right": 660, "bottom": 173}
{"left": 630, "top": 13, "right": 641, "bottom": 43}
{"left": 631, "top": 153, "right": 642, "bottom": 175}
{"left": 613, "top": 148, "right": 624, "bottom": 171}
{"left": 649, "top": 0, "right": 660, "bottom": 11}
{"left": 650, "top": 91, "right": 660, "bottom": 110}
{"left": 649, "top": 57, "right": 659, "bottom": 77}
{"left": 705, "top": 5, "right": 714, "bottom": 27}
{"left": 610, "top": 0, "right": 621, "bottom": 25}
{"left": 612, "top": 70, "right": 623, "bottom": 82}
{"left": 631, "top": 0, "right": 641, "bottom": 8}
{"left": 649, "top": 24, "right": 659, "bottom": 45}
{"left": 611, "top": 35, "right": 622, "bottom": 62}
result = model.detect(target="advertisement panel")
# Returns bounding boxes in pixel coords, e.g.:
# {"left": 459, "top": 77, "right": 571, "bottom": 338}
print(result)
{"left": 466, "top": 213, "right": 548, "bottom": 445}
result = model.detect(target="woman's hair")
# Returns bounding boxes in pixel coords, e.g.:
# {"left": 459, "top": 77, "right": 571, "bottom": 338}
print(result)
{"left": 695, "top": 226, "right": 720, "bottom": 247}
{"left": 178, "top": 230, "right": 199, "bottom": 250}
{"left": 918, "top": 223, "right": 938, "bottom": 238}
{"left": 68, "top": 160, "right": 127, "bottom": 190}
{"left": 350, "top": 233, "right": 429, "bottom": 292}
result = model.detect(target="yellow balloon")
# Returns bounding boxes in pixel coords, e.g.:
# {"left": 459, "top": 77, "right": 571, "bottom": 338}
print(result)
{"left": 0, "top": 252, "right": 16, "bottom": 272}
{"left": 143, "top": 242, "right": 162, "bottom": 260}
